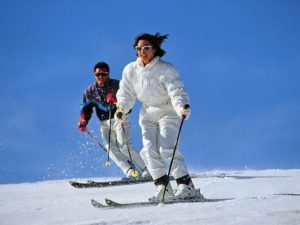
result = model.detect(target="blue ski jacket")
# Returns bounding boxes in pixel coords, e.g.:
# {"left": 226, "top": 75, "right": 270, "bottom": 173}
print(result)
{"left": 80, "top": 79, "right": 119, "bottom": 123}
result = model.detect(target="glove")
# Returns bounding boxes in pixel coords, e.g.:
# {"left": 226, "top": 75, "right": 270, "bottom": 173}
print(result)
{"left": 77, "top": 113, "right": 87, "bottom": 132}
{"left": 115, "top": 108, "right": 124, "bottom": 120}
{"left": 106, "top": 92, "right": 117, "bottom": 104}
{"left": 176, "top": 104, "right": 191, "bottom": 120}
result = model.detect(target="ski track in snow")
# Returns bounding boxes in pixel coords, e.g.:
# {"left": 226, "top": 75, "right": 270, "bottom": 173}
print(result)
{"left": 0, "top": 169, "right": 300, "bottom": 225}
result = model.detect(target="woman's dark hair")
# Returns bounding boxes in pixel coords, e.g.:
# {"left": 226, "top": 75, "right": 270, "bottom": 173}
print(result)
{"left": 133, "top": 32, "right": 169, "bottom": 57}
{"left": 94, "top": 62, "right": 110, "bottom": 73}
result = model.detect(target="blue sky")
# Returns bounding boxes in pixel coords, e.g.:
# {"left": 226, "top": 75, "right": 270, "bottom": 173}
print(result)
{"left": 0, "top": 0, "right": 299, "bottom": 184}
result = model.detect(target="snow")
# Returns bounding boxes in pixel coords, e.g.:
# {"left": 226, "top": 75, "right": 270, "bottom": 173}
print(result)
{"left": 1, "top": 169, "right": 300, "bottom": 225}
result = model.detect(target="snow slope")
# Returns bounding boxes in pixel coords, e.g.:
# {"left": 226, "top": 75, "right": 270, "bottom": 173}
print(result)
{"left": 1, "top": 169, "right": 300, "bottom": 225}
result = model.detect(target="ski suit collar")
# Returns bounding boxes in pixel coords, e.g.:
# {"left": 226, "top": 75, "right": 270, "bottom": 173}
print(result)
{"left": 137, "top": 56, "right": 160, "bottom": 68}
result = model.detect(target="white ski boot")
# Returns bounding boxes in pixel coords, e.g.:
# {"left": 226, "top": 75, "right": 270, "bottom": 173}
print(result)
{"left": 124, "top": 168, "right": 142, "bottom": 180}
{"left": 141, "top": 168, "right": 151, "bottom": 179}
{"left": 173, "top": 184, "right": 203, "bottom": 200}
{"left": 149, "top": 183, "right": 174, "bottom": 202}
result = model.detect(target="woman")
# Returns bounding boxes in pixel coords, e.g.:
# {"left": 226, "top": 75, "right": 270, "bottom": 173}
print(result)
{"left": 116, "top": 33, "right": 201, "bottom": 201}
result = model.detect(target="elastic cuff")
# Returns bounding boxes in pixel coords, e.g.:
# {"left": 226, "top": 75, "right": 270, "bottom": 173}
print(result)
{"left": 154, "top": 174, "right": 169, "bottom": 186}
{"left": 176, "top": 175, "right": 191, "bottom": 185}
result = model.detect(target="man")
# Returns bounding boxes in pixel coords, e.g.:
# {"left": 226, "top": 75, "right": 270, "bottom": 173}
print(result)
{"left": 77, "top": 62, "right": 149, "bottom": 178}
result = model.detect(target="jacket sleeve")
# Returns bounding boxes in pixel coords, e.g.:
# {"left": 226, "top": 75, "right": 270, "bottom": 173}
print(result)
{"left": 80, "top": 90, "right": 94, "bottom": 124}
{"left": 163, "top": 65, "right": 190, "bottom": 109}
{"left": 116, "top": 64, "right": 137, "bottom": 113}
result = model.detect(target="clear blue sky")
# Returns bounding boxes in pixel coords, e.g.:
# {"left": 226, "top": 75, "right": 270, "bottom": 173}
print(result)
{"left": 0, "top": 0, "right": 299, "bottom": 184}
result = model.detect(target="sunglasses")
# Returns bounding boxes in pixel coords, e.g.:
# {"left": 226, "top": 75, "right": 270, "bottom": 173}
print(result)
{"left": 95, "top": 73, "right": 108, "bottom": 78}
{"left": 135, "top": 45, "right": 153, "bottom": 52}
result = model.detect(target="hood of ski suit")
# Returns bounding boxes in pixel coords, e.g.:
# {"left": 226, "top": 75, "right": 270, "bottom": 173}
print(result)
{"left": 117, "top": 56, "right": 189, "bottom": 113}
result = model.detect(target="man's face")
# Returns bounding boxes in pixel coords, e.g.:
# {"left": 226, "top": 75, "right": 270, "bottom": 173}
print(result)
{"left": 94, "top": 68, "right": 109, "bottom": 87}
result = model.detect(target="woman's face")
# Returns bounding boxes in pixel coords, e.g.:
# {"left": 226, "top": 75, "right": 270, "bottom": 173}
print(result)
{"left": 136, "top": 39, "right": 156, "bottom": 65}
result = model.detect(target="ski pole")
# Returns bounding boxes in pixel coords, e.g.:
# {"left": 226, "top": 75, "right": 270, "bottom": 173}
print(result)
{"left": 85, "top": 128, "right": 107, "bottom": 152}
{"left": 161, "top": 104, "right": 189, "bottom": 202}
{"left": 120, "top": 122, "right": 139, "bottom": 177}
{"left": 105, "top": 103, "right": 113, "bottom": 167}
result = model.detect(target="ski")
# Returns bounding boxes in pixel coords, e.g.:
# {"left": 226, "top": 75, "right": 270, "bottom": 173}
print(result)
{"left": 70, "top": 173, "right": 281, "bottom": 188}
{"left": 69, "top": 174, "right": 198, "bottom": 188}
{"left": 91, "top": 197, "right": 234, "bottom": 209}
{"left": 69, "top": 177, "right": 153, "bottom": 188}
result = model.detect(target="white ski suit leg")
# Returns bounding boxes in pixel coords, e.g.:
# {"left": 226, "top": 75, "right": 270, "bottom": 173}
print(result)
{"left": 139, "top": 105, "right": 189, "bottom": 180}
{"left": 114, "top": 115, "right": 147, "bottom": 171}
{"left": 100, "top": 119, "right": 132, "bottom": 175}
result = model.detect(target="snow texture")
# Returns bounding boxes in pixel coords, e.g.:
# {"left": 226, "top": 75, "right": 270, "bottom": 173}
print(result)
{"left": 0, "top": 169, "right": 299, "bottom": 225}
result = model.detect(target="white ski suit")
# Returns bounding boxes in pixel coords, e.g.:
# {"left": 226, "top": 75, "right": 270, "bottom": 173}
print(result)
{"left": 117, "top": 57, "right": 190, "bottom": 180}
{"left": 100, "top": 114, "right": 146, "bottom": 175}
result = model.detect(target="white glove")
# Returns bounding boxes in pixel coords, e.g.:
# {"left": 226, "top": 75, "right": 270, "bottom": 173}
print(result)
{"left": 114, "top": 108, "right": 124, "bottom": 121}
{"left": 176, "top": 106, "right": 191, "bottom": 119}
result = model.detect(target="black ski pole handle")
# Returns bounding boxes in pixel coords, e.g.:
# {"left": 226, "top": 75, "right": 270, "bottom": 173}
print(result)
{"left": 183, "top": 104, "right": 190, "bottom": 109}
{"left": 182, "top": 104, "right": 190, "bottom": 119}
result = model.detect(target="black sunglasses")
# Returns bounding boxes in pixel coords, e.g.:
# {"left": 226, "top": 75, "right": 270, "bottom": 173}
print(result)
{"left": 95, "top": 73, "right": 108, "bottom": 78}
